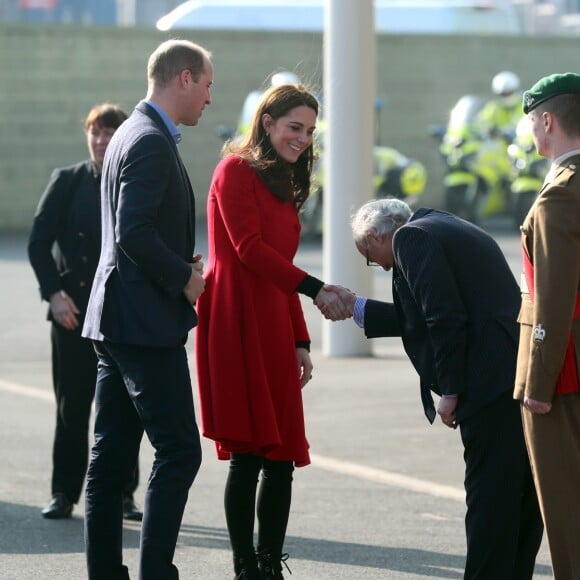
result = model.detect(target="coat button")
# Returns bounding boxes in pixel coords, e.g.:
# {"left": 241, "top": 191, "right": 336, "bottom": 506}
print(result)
{"left": 79, "top": 281, "right": 86, "bottom": 288}
{"left": 82, "top": 256, "right": 88, "bottom": 263}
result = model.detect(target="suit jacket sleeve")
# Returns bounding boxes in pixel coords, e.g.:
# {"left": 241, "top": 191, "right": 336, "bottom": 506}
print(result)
{"left": 393, "top": 226, "right": 468, "bottom": 395}
{"left": 28, "top": 168, "right": 74, "bottom": 300}
{"left": 115, "top": 132, "right": 192, "bottom": 296}
{"left": 363, "top": 299, "right": 401, "bottom": 338}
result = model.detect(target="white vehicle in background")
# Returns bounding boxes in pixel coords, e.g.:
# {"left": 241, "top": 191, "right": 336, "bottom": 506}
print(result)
{"left": 156, "top": 0, "right": 522, "bottom": 35}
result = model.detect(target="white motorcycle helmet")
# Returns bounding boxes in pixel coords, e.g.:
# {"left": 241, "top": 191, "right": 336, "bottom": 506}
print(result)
{"left": 491, "top": 71, "right": 520, "bottom": 97}
{"left": 270, "top": 71, "right": 301, "bottom": 87}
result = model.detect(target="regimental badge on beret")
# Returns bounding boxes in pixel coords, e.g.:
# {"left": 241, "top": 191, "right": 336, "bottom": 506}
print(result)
{"left": 522, "top": 72, "right": 580, "bottom": 114}
{"left": 533, "top": 323, "right": 546, "bottom": 344}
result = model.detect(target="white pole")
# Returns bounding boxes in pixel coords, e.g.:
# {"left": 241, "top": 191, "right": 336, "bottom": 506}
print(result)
{"left": 322, "top": 0, "right": 375, "bottom": 356}
{"left": 116, "top": 0, "right": 136, "bottom": 26}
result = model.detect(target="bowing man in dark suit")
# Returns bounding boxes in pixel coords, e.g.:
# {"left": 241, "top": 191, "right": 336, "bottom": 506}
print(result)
{"left": 82, "top": 40, "right": 212, "bottom": 580}
{"left": 324, "top": 199, "right": 543, "bottom": 579}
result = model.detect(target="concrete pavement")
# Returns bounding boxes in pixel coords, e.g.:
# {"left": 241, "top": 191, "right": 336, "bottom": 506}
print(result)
{"left": 0, "top": 223, "right": 552, "bottom": 579}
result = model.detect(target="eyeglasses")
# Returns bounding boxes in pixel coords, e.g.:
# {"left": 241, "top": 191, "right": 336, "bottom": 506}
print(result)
{"left": 365, "top": 245, "right": 380, "bottom": 267}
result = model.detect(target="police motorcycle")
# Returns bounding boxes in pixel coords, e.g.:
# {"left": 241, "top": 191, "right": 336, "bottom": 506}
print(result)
{"left": 216, "top": 72, "right": 427, "bottom": 238}
{"left": 432, "top": 72, "right": 523, "bottom": 224}
{"left": 432, "top": 94, "right": 514, "bottom": 224}
{"left": 507, "top": 115, "right": 548, "bottom": 227}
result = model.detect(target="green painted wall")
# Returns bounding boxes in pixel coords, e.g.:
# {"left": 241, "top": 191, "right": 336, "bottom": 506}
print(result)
{"left": 1, "top": 23, "right": 579, "bottom": 231}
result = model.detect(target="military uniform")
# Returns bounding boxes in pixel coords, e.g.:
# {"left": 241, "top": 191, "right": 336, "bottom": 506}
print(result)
{"left": 515, "top": 72, "right": 580, "bottom": 580}
{"left": 515, "top": 156, "right": 580, "bottom": 400}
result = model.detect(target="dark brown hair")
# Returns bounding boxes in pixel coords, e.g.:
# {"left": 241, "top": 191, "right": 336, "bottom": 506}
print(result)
{"left": 84, "top": 103, "right": 127, "bottom": 132}
{"left": 224, "top": 83, "right": 319, "bottom": 209}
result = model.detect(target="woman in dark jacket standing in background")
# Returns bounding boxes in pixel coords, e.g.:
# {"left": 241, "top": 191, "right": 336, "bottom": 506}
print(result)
{"left": 28, "top": 103, "right": 142, "bottom": 521}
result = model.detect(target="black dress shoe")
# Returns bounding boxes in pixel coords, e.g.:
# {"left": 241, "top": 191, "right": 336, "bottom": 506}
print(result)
{"left": 41, "top": 493, "right": 73, "bottom": 519}
{"left": 122, "top": 497, "right": 143, "bottom": 521}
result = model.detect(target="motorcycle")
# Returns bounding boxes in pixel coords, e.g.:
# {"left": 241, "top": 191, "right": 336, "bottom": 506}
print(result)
{"left": 433, "top": 95, "right": 514, "bottom": 224}
{"left": 217, "top": 92, "right": 427, "bottom": 239}
{"left": 507, "top": 116, "right": 548, "bottom": 227}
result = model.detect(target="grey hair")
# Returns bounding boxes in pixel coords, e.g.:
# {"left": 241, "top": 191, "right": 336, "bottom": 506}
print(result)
{"left": 351, "top": 198, "right": 412, "bottom": 244}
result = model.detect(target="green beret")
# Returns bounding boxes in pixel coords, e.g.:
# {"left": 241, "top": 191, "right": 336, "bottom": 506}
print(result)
{"left": 523, "top": 72, "right": 580, "bottom": 114}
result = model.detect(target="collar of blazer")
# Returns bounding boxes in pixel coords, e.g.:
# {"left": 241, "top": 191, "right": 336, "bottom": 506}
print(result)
{"left": 133, "top": 101, "right": 195, "bottom": 204}
{"left": 135, "top": 101, "right": 178, "bottom": 152}
{"left": 408, "top": 207, "right": 432, "bottom": 223}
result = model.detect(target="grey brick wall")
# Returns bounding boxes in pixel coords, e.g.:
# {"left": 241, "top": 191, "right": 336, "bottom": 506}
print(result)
{"left": 1, "top": 23, "right": 578, "bottom": 231}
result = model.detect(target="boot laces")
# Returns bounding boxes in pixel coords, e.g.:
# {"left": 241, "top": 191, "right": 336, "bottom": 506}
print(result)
{"left": 280, "top": 553, "right": 292, "bottom": 575}
{"left": 259, "top": 552, "right": 292, "bottom": 577}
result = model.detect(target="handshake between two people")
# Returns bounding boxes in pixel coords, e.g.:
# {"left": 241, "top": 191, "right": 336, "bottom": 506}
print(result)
{"left": 184, "top": 254, "right": 357, "bottom": 321}
{"left": 314, "top": 284, "right": 357, "bottom": 321}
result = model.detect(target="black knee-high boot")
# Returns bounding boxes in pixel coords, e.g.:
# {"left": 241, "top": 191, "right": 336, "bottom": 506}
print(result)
{"left": 256, "top": 459, "right": 294, "bottom": 579}
{"left": 256, "top": 552, "right": 291, "bottom": 580}
{"left": 226, "top": 454, "right": 262, "bottom": 580}
{"left": 233, "top": 551, "right": 260, "bottom": 580}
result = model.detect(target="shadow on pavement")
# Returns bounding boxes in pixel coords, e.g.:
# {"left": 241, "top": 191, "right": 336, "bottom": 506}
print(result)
{"left": 175, "top": 523, "right": 552, "bottom": 578}
{"left": 0, "top": 500, "right": 141, "bottom": 554}
{"left": 177, "top": 522, "right": 467, "bottom": 577}
{"left": 0, "top": 497, "right": 554, "bottom": 577}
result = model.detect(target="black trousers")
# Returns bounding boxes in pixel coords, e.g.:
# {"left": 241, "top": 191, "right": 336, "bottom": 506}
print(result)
{"left": 50, "top": 323, "right": 138, "bottom": 503}
{"left": 459, "top": 392, "right": 544, "bottom": 580}
{"left": 85, "top": 340, "right": 201, "bottom": 580}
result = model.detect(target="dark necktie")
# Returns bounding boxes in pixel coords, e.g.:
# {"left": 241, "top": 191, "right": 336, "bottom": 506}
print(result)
{"left": 420, "top": 383, "right": 437, "bottom": 424}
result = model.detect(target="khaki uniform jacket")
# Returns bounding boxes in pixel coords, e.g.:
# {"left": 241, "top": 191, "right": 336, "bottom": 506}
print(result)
{"left": 514, "top": 154, "right": 580, "bottom": 402}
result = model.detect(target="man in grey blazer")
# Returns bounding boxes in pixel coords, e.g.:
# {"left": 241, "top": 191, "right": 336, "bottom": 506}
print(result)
{"left": 82, "top": 39, "right": 212, "bottom": 580}
{"left": 325, "top": 199, "right": 543, "bottom": 579}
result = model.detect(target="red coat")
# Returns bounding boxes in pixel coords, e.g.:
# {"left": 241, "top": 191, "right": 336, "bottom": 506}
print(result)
{"left": 195, "top": 155, "right": 311, "bottom": 466}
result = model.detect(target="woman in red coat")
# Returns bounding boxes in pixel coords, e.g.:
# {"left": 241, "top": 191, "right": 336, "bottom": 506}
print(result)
{"left": 195, "top": 83, "right": 349, "bottom": 579}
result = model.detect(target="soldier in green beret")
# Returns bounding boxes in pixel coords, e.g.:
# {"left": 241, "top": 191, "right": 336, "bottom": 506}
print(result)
{"left": 515, "top": 72, "right": 580, "bottom": 579}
